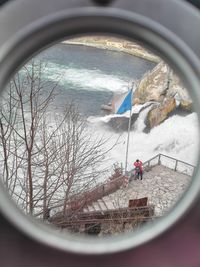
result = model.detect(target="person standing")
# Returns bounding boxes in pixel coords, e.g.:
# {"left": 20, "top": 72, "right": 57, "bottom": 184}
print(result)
{"left": 133, "top": 159, "right": 143, "bottom": 180}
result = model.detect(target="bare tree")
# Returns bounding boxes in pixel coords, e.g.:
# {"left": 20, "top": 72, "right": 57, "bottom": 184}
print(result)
{"left": 0, "top": 60, "right": 117, "bottom": 219}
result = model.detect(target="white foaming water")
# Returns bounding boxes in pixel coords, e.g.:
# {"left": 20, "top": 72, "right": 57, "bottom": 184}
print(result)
{"left": 25, "top": 59, "right": 199, "bottom": 172}
{"left": 88, "top": 102, "right": 153, "bottom": 123}
{"left": 88, "top": 112, "right": 199, "bottom": 172}
{"left": 133, "top": 104, "right": 155, "bottom": 132}
{"left": 42, "top": 61, "right": 130, "bottom": 93}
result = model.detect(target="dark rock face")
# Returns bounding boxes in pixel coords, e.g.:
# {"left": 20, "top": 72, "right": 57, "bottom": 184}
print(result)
{"left": 146, "top": 98, "right": 176, "bottom": 129}
{"left": 102, "top": 61, "right": 193, "bottom": 133}
{"left": 106, "top": 113, "right": 139, "bottom": 132}
{"left": 133, "top": 61, "right": 192, "bottom": 107}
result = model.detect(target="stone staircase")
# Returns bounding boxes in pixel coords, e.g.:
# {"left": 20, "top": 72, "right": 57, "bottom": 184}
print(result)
{"left": 83, "top": 165, "right": 191, "bottom": 216}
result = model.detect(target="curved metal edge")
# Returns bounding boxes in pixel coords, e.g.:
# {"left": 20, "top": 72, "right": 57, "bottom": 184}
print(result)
{"left": 0, "top": 6, "right": 199, "bottom": 255}
{"left": 113, "top": 0, "right": 200, "bottom": 57}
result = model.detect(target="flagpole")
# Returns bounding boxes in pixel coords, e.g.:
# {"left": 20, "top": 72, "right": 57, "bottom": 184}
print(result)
{"left": 124, "top": 84, "right": 134, "bottom": 174}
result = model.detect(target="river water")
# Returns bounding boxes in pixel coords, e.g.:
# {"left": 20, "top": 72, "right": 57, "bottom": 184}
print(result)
{"left": 37, "top": 43, "right": 156, "bottom": 116}
{"left": 36, "top": 43, "right": 199, "bottom": 169}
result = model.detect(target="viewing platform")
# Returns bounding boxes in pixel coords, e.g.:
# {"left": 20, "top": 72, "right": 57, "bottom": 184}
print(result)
{"left": 50, "top": 154, "right": 194, "bottom": 234}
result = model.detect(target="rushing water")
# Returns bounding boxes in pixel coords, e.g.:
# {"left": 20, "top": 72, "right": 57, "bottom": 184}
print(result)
{"left": 36, "top": 43, "right": 199, "bottom": 168}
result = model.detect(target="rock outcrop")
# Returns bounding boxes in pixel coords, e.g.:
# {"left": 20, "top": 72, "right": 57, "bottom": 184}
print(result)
{"left": 134, "top": 63, "right": 168, "bottom": 104}
{"left": 107, "top": 113, "right": 138, "bottom": 132}
{"left": 134, "top": 61, "right": 193, "bottom": 129}
{"left": 109, "top": 61, "right": 193, "bottom": 131}
{"left": 146, "top": 98, "right": 176, "bottom": 129}
{"left": 134, "top": 61, "right": 192, "bottom": 106}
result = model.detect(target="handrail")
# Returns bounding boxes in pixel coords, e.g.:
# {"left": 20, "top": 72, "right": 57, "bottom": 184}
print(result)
{"left": 48, "top": 153, "right": 195, "bottom": 215}
{"left": 143, "top": 153, "right": 195, "bottom": 175}
{"left": 159, "top": 153, "right": 195, "bottom": 168}
{"left": 48, "top": 173, "right": 126, "bottom": 213}
{"left": 143, "top": 154, "right": 161, "bottom": 166}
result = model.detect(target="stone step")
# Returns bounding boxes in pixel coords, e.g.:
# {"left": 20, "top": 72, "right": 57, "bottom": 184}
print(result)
{"left": 102, "top": 196, "right": 116, "bottom": 210}
{"left": 97, "top": 199, "right": 107, "bottom": 211}
{"left": 83, "top": 165, "right": 191, "bottom": 216}
{"left": 83, "top": 207, "right": 89, "bottom": 212}
{"left": 87, "top": 205, "right": 95, "bottom": 212}
{"left": 91, "top": 202, "right": 101, "bottom": 212}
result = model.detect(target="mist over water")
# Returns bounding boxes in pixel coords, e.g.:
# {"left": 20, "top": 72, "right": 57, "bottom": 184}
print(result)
{"left": 89, "top": 112, "right": 199, "bottom": 172}
{"left": 37, "top": 43, "right": 199, "bottom": 169}
{"left": 43, "top": 62, "right": 129, "bottom": 92}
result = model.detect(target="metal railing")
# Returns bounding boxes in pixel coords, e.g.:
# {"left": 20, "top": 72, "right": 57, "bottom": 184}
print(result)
{"left": 50, "top": 153, "right": 195, "bottom": 216}
{"left": 143, "top": 153, "right": 196, "bottom": 176}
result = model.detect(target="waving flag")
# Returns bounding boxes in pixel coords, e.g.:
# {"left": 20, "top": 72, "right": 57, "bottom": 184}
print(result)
{"left": 114, "top": 90, "right": 133, "bottom": 114}
{"left": 111, "top": 84, "right": 135, "bottom": 175}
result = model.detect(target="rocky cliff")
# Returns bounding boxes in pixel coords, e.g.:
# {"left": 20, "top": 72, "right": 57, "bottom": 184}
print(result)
{"left": 63, "top": 37, "right": 192, "bottom": 131}
{"left": 134, "top": 61, "right": 192, "bottom": 128}
{"left": 107, "top": 61, "right": 193, "bottom": 132}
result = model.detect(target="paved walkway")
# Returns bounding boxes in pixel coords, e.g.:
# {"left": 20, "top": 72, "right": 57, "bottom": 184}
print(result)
{"left": 83, "top": 165, "right": 191, "bottom": 216}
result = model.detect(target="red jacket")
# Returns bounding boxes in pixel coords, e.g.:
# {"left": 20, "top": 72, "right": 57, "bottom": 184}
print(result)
{"left": 134, "top": 161, "right": 143, "bottom": 172}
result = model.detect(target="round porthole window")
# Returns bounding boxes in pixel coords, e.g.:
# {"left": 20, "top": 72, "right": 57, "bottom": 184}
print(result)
{"left": 0, "top": 0, "right": 200, "bottom": 255}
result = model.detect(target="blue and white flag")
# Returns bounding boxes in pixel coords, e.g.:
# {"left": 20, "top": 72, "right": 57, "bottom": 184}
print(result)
{"left": 114, "top": 90, "right": 133, "bottom": 114}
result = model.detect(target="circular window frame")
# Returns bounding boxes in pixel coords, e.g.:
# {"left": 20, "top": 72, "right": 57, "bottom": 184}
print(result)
{"left": 0, "top": 7, "right": 200, "bottom": 255}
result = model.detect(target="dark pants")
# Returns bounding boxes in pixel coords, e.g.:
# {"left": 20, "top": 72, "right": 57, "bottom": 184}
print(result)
{"left": 135, "top": 170, "right": 143, "bottom": 180}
